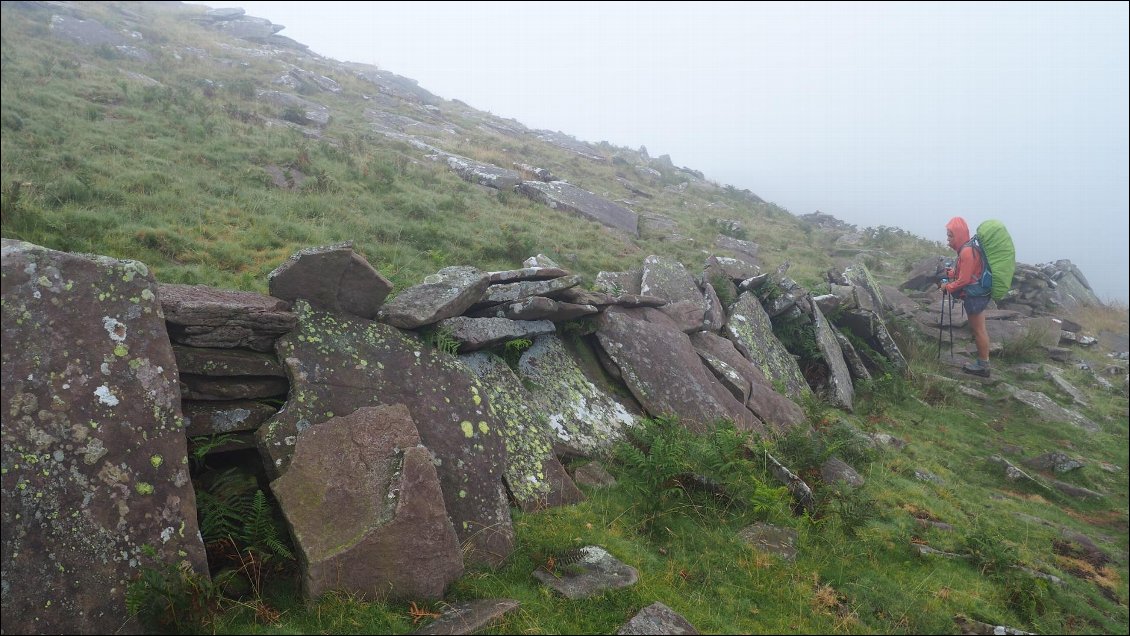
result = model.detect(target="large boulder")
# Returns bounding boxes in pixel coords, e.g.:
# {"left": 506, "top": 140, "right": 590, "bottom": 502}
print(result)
{"left": 459, "top": 353, "right": 584, "bottom": 511}
{"left": 595, "top": 309, "right": 763, "bottom": 434}
{"left": 1, "top": 240, "right": 207, "bottom": 634}
{"left": 724, "top": 292, "right": 811, "bottom": 401}
{"left": 517, "top": 181, "right": 639, "bottom": 236}
{"left": 640, "top": 255, "right": 707, "bottom": 332}
{"left": 268, "top": 243, "right": 392, "bottom": 320}
{"left": 688, "top": 332, "right": 806, "bottom": 433}
{"left": 517, "top": 335, "right": 640, "bottom": 456}
{"left": 272, "top": 405, "right": 463, "bottom": 601}
{"left": 257, "top": 303, "right": 513, "bottom": 566}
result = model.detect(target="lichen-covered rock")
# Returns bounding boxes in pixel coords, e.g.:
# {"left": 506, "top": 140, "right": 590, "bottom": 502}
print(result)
{"left": 811, "top": 303, "right": 854, "bottom": 411}
{"left": 724, "top": 292, "right": 811, "bottom": 401}
{"left": 618, "top": 602, "right": 700, "bottom": 635}
{"left": 517, "top": 335, "right": 639, "bottom": 456}
{"left": 688, "top": 332, "right": 806, "bottom": 433}
{"left": 414, "top": 599, "right": 520, "bottom": 635}
{"left": 836, "top": 308, "right": 908, "bottom": 372}
{"left": 1000, "top": 383, "right": 1099, "bottom": 433}
{"left": 459, "top": 353, "right": 584, "bottom": 511}
{"left": 272, "top": 405, "right": 463, "bottom": 601}
{"left": 532, "top": 546, "right": 638, "bottom": 599}
{"left": 738, "top": 522, "right": 799, "bottom": 561}
{"left": 378, "top": 266, "right": 490, "bottom": 329}
{"left": 1, "top": 239, "right": 207, "bottom": 634}
{"left": 640, "top": 255, "right": 707, "bottom": 332}
{"left": 182, "top": 400, "right": 278, "bottom": 436}
{"left": 703, "top": 255, "right": 760, "bottom": 284}
{"left": 595, "top": 309, "right": 762, "bottom": 434}
{"left": 594, "top": 270, "right": 641, "bottom": 296}
{"left": 268, "top": 243, "right": 392, "bottom": 320}
{"left": 844, "top": 258, "right": 889, "bottom": 315}
{"left": 256, "top": 302, "right": 513, "bottom": 566}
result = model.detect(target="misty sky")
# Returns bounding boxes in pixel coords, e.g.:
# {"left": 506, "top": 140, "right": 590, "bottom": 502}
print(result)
{"left": 193, "top": 1, "right": 1129, "bottom": 303}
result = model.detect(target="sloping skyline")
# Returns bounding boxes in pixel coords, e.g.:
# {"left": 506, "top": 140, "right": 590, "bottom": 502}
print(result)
{"left": 194, "top": 1, "right": 1129, "bottom": 302}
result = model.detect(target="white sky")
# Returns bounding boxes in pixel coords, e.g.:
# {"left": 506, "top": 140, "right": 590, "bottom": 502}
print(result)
{"left": 191, "top": 1, "right": 1129, "bottom": 303}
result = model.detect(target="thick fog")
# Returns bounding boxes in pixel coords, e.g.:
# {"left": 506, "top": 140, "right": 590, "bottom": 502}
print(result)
{"left": 194, "top": 1, "right": 1129, "bottom": 303}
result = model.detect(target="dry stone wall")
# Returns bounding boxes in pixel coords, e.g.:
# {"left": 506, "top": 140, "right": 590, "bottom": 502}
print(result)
{"left": 3, "top": 239, "right": 923, "bottom": 629}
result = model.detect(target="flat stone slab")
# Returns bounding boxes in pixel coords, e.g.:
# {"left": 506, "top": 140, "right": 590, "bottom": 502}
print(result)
{"left": 158, "top": 283, "right": 296, "bottom": 352}
{"left": 532, "top": 546, "right": 639, "bottom": 599}
{"left": 474, "top": 275, "right": 583, "bottom": 309}
{"left": 555, "top": 287, "right": 666, "bottom": 308}
{"left": 1000, "top": 383, "right": 1099, "bottom": 432}
{"left": 379, "top": 266, "right": 491, "bottom": 329}
{"left": 618, "top": 602, "right": 700, "bottom": 635}
{"left": 172, "top": 345, "right": 285, "bottom": 377}
{"left": 518, "top": 181, "right": 639, "bottom": 236}
{"left": 738, "top": 522, "right": 799, "bottom": 561}
{"left": 469, "top": 296, "right": 597, "bottom": 322}
{"left": 179, "top": 374, "right": 288, "bottom": 401}
{"left": 413, "top": 599, "right": 520, "bottom": 635}
{"left": 182, "top": 399, "right": 278, "bottom": 436}
{"left": 488, "top": 267, "right": 571, "bottom": 283}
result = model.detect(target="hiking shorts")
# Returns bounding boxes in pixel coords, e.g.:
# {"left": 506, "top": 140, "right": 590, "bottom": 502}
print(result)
{"left": 963, "top": 294, "right": 990, "bottom": 315}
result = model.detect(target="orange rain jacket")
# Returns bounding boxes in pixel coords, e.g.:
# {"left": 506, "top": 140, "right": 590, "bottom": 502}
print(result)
{"left": 942, "top": 217, "right": 985, "bottom": 297}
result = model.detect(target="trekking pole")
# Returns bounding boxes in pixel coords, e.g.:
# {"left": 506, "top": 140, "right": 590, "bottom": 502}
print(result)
{"left": 937, "top": 289, "right": 946, "bottom": 359}
{"left": 949, "top": 295, "right": 955, "bottom": 359}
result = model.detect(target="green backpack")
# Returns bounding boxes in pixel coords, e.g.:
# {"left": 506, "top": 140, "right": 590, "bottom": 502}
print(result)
{"left": 965, "top": 220, "right": 1016, "bottom": 301}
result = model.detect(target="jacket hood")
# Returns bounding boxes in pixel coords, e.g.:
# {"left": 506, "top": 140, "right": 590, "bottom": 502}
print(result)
{"left": 946, "top": 217, "right": 970, "bottom": 252}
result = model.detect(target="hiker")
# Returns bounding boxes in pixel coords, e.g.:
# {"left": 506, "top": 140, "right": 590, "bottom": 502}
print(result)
{"left": 940, "top": 216, "right": 991, "bottom": 377}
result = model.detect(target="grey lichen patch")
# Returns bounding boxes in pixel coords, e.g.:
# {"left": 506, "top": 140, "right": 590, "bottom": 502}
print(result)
{"left": 725, "top": 293, "right": 810, "bottom": 400}
{"left": 518, "top": 336, "right": 637, "bottom": 455}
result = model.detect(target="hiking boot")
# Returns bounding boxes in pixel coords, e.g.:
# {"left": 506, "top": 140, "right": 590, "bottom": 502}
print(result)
{"left": 962, "top": 360, "right": 991, "bottom": 378}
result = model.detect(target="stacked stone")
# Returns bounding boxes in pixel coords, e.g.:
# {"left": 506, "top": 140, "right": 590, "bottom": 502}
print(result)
{"left": 158, "top": 283, "right": 296, "bottom": 455}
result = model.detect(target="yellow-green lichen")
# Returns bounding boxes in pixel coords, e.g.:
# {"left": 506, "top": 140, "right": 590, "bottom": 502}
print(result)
{"left": 149, "top": 454, "right": 163, "bottom": 468}
{"left": 113, "top": 344, "right": 128, "bottom": 357}
{"left": 135, "top": 482, "right": 154, "bottom": 495}
{"left": 460, "top": 421, "right": 474, "bottom": 438}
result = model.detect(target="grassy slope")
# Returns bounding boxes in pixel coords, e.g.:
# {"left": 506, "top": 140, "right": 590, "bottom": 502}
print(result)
{"left": 2, "top": 3, "right": 1127, "bottom": 634}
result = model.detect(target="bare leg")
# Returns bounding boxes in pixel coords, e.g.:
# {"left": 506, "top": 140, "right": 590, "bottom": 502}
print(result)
{"left": 968, "top": 312, "right": 989, "bottom": 363}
